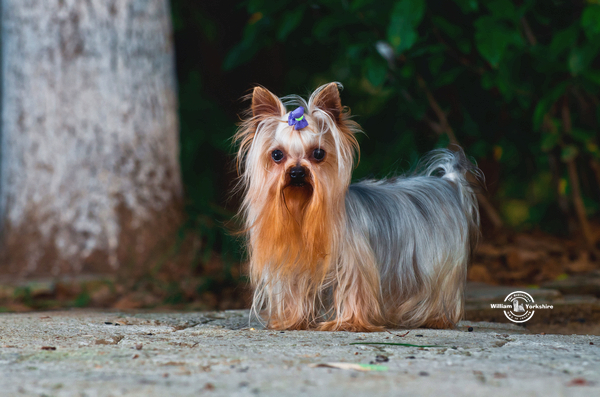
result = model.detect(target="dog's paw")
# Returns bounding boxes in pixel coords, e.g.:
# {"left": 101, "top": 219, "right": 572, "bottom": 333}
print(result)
{"left": 317, "top": 320, "right": 384, "bottom": 332}
{"left": 421, "top": 317, "right": 454, "bottom": 329}
{"left": 268, "top": 318, "right": 310, "bottom": 331}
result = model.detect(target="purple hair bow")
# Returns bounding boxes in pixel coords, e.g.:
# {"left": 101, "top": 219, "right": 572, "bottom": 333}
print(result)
{"left": 288, "top": 106, "right": 309, "bottom": 130}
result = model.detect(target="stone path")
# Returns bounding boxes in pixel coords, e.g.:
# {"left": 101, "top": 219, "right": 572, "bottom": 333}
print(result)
{"left": 0, "top": 309, "right": 598, "bottom": 396}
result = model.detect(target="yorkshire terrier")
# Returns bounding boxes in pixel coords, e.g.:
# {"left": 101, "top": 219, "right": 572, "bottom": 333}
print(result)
{"left": 234, "top": 82, "right": 481, "bottom": 331}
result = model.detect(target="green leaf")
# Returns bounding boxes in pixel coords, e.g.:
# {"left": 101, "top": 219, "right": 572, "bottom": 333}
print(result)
{"left": 365, "top": 56, "right": 388, "bottom": 87}
{"left": 570, "top": 128, "right": 595, "bottom": 143}
{"left": 436, "top": 134, "right": 450, "bottom": 148}
{"left": 495, "top": 59, "right": 517, "bottom": 100}
{"left": 470, "top": 141, "right": 489, "bottom": 157}
{"left": 387, "top": 0, "right": 426, "bottom": 54}
{"left": 277, "top": 6, "right": 304, "bottom": 41}
{"left": 582, "top": 5, "right": 600, "bottom": 40}
{"left": 532, "top": 81, "right": 568, "bottom": 130}
{"left": 248, "top": 0, "right": 288, "bottom": 14}
{"left": 314, "top": 15, "right": 353, "bottom": 40}
{"left": 400, "top": 62, "right": 415, "bottom": 78}
{"left": 351, "top": 0, "right": 375, "bottom": 11}
{"left": 541, "top": 131, "right": 560, "bottom": 152}
{"left": 434, "top": 67, "right": 463, "bottom": 87}
{"left": 461, "top": 109, "right": 479, "bottom": 137}
{"left": 561, "top": 145, "right": 579, "bottom": 162}
{"left": 549, "top": 25, "right": 579, "bottom": 60}
{"left": 531, "top": 102, "right": 549, "bottom": 132}
{"left": 74, "top": 291, "right": 91, "bottom": 307}
{"left": 452, "top": 0, "right": 478, "bottom": 13}
{"left": 485, "top": 0, "right": 518, "bottom": 21}
{"left": 568, "top": 42, "right": 600, "bottom": 76}
{"left": 480, "top": 71, "right": 495, "bottom": 90}
{"left": 474, "top": 16, "right": 523, "bottom": 67}
{"left": 431, "top": 16, "right": 463, "bottom": 40}
{"left": 223, "top": 41, "right": 256, "bottom": 71}
{"left": 223, "top": 16, "right": 268, "bottom": 70}
{"left": 429, "top": 54, "right": 445, "bottom": 75}
{"left": 457, "top": 38, "right": 472, "bottom": 54}
{"left": 583, "top": 70, "right": 600, "bottom": 86}
{"left": 347, "top": 43, "right": 368, "bottom": 60}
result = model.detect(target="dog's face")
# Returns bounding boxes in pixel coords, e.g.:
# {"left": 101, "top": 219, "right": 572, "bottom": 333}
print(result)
{"left": 235, "top": 83, "right": 359, "bottom": 217}
{"left": 257, "top": 109, "right": 342, "bottom": 214}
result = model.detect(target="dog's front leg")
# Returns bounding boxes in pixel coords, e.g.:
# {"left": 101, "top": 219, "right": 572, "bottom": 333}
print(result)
{"left": 318, "top": 236, "right": 385, "bottom": 332}
{"left": 258, "top": 277, "right": 319, "bottom": 330}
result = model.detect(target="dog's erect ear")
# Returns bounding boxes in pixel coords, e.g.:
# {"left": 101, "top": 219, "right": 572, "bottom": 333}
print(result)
{"left": 251, "top": 86, "right": 284, "bottom": 118}
{"left": 311, "top": 82, "right": 343, "bottom": 123}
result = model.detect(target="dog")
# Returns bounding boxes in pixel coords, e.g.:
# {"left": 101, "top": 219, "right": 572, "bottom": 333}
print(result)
{"left": 233, "top": 82, "right": 480, "bottom": 331}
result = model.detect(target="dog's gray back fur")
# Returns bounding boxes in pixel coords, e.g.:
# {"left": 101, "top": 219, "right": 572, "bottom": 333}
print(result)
{"left": 344, "top": 148, "right": 480, "bottom": 327}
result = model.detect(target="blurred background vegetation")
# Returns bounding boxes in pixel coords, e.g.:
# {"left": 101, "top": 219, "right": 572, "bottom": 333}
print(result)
{"left": 176, "top": 0, "right": 600, "bottom": 247}
{"left": 7, "top": 0, "right": 600, "bottom": 311}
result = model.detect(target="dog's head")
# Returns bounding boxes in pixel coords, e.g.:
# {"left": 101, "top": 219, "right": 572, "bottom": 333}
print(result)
{"left": 235, "top": 82, "right": 359, "bottom": 218}
{"left": 234, "top": 82, "right": 361, "bottom": 274}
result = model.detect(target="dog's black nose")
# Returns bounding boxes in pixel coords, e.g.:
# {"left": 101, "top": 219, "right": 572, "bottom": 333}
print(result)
{"left": 290, "top": 166, "right": 306, "bottom": 179}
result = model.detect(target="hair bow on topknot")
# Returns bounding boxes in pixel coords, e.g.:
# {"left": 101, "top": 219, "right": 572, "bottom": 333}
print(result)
{"left": 288, "top": 106, "right": 309, "bottom": 130}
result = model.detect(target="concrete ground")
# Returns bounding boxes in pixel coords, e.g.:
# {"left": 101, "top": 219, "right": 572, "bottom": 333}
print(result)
{"left": 0, "top": 309, "right": 598, "bottom": 397}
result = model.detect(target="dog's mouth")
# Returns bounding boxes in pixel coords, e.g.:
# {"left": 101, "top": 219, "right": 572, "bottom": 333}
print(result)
{"left": 289, "top": 180, "right": 308, "bottom": 187}
{"left": 280, "top": 168, "right": 315, "bottom": 217}
{"left": 285, "top": 179, "right": 313, "bottom": 190}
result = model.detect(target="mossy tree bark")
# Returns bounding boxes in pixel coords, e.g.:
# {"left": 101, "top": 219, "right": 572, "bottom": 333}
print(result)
{"left": 0, "top": 0, "right": 182, "bottom": 277}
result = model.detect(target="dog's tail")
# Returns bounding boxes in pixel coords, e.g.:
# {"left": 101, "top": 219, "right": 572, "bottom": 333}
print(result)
{"left": 413, "top": 147, "right": 482, "bottom": 329}
{"left": 418, "top": 147, "right": 482, "bottom": 246}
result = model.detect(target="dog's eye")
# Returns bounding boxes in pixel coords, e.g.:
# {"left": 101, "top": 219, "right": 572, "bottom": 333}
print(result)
{"left": 313, "top": 148, "right": 326, "bottom": 161}
{"left": 271, "top": 149, "right": 284, "bottom": 162}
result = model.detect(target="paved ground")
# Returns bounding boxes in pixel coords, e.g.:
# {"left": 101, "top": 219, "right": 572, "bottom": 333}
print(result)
{"left": 0, "top": 309, "right": 598, "bottom": 397}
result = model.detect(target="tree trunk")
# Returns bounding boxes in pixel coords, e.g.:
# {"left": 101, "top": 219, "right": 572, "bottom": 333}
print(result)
{"left": 0, "top": 0, "right": 182, "bottom": 277}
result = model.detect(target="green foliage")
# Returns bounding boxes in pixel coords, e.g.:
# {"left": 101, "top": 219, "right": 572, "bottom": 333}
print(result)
{"left": 174, "top": 0, "right": 600, "bottom": 270}
{"left": 581, "top": 5, "right": 600, "bottom": 39}
{"left": 170, "top": 0, "right": 245, "bottom": 280}
{"left": 387, "top": 0, "right": 425, "bottom": 54}
{"left": 73, "top": 290, "right": 91, "bottom": 308}
{"left": 474, "top": 15, "right": 523, "bottom": 67}
{"left": 217, "top": 0, "right": 600, "bottom": 234}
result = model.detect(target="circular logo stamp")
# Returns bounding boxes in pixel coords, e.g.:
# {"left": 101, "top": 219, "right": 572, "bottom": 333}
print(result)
{"left": 503, "top": 291, "right": 535, "bottom": 323}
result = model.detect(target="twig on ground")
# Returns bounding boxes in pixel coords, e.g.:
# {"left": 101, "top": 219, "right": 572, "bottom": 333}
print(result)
{"left": 386, "top": 330, "right": 410, "bottom": 337}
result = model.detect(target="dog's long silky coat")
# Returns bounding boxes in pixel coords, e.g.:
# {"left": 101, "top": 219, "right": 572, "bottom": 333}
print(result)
{"left": 234, "top": 82, "right": 480, "bottom": 331}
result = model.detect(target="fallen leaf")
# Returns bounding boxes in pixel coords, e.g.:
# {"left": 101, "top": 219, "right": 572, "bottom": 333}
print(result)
{"left": 568, "top": 378, "right": 591, "bottom": 386}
